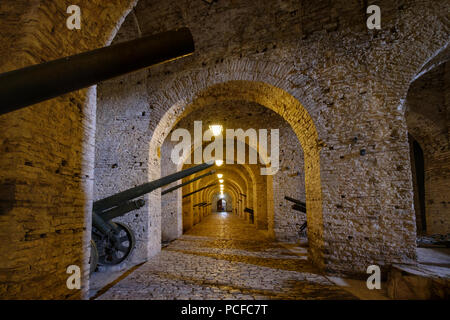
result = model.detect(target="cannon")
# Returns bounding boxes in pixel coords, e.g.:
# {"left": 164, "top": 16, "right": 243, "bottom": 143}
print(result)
{"left": 297, "top": 221, "right": 307, "bottom": 238}
{"left": 161, "top": 170, "right": 215, "bottom": 195}
{"left": 244, "top": 208, "right": 254, "bottom": 214}
{"left": 90, "top": 161, "right": 214, "bottom": 272}
{"left": 193, "top": 202, "right": 207, "bottom": 207}
{"left": 182, "top": 183, "right": 217, "bottom": 199}
{"left": 244, "top": 207, "right": 254, "bottom": 224}
{"left": 0, "top": 28, "right": 194, "bottom": 115}
{"left": 284, "top": 196, "right": 306, "bottom": 213}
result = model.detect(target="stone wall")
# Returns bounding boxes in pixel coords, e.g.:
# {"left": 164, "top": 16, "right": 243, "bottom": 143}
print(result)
{"left": 0, "top": 0, "right": 137, "bottom": 299}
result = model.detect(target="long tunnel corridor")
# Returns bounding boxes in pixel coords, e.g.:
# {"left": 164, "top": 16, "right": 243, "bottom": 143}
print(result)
{"left": 92, "top": 212, "right": 372, "bottom": 300}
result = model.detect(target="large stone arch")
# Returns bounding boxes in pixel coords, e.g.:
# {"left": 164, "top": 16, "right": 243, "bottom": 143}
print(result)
{"left": 149, "top": 79, "right": 324, "bottom": 267}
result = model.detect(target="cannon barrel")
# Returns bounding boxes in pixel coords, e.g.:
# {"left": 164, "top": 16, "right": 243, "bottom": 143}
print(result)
{"left": 100, "top": 199, "right": 146, "bottom": 221}
{"left": 193, "top": 202, "right": 207, "bottom": 207}
{"left": 291, "top": 204, "right": 306, "bottom": 213}
{"left": 90, "top": 162, "right": 213, "bottom": 270}
{"left": 161, "top": 170, "right": 215, "bottom": 195}
{"left": 299, "top": 221, "right": 307, "bottom": 232}
{"left": 0, "top": 28, "right": 194, "bottom": 115}
{"left": 284, "top": 196, "right": 306, "bottom": 209}
{"left": 94, "top": 162, "right": 214, "bottom": 212}
{"left": 244, "top": 207, "right": 254, "bottom": 223}
{"left": 182, "top": 183, "right": 217, "bottom": 199}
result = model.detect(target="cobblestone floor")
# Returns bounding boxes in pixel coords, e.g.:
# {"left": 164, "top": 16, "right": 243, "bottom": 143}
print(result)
{"left": 96, "top": 212, "right": 359, "bottom": 300}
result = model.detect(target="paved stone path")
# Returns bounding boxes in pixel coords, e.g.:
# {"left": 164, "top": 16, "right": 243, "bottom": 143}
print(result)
{"left": 96, "top": 213, "right": 358, "bottom": 300}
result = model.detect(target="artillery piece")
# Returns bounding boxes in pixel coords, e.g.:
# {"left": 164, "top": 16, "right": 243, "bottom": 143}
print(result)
{"left": 284, "top": 196, "right": 307, "bottom": 238}
{"left": 90, "top": 162, "right": 214, "bottom": 272}
{"left": 284, "top": 196, "right": 306, "bottom": 213}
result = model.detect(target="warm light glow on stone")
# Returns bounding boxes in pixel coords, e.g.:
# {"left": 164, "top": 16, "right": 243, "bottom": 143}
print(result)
{"left": 209, "top": 124, "right": 223, "bottom": 136}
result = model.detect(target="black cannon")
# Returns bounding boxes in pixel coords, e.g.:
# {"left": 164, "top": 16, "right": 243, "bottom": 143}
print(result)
{"left": 244, "top": 207, "right": 254, "bottom": 224}
{"left": 90, "top": 161, "right": 214, "bottom": 272}
{"left": 0, "top": 28, "right": 194, "bottom": 115}
{"left": 284, "top": 196, "right": 306, "bottom": 213}
{"left": 297, "top": 221, "right": 307, "bottom": 238}
{"left": 182, "top": 183, "right": 217, "bottom": 199}
{"left": 193, "top": 202, "right": 207, "bottom": 207}
{"left": 161, "top": 170, "right": 215, "bottom": 196}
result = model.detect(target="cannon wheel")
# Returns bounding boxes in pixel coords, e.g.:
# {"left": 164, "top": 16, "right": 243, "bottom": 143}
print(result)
{"left": 89, "top": 239, "right": 99, "bottom": 273}
{"left": 97, "top": 222, "right": 135, "bottom": 266}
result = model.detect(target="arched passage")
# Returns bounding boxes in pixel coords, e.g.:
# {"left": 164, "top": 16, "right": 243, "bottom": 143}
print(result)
{"left": 405, "top": 60, "right": 450, "bottom": 236}
{"left": 150, "top": 80, "right": 323, "bottom": 265}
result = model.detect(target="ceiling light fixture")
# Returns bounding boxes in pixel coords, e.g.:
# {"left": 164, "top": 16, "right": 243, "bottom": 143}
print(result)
{"left": 209, "top": 124, "right": 223, "bottom": 137}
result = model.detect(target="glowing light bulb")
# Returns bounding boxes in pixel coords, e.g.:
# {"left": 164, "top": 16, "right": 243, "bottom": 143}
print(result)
{"left": 217, "top": 174, "right": 223, "bottom": 179}
{"left": 219, "top": 179, "right": 224, "bottom": 183}
{"left": 209, "top": 125, "right": 223, "bottom": 137}
{"left": 215, "top": 160, "right": 223, "bottom": 166}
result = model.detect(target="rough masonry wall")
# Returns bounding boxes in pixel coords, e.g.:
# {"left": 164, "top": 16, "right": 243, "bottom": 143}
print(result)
{"left": 160, "top": 143, "right": 182, "bottom": 242}
{"left": 273, "top": 122, "right": 305, "bottom": 242}
{"left": 0, "top": 0, "right": 137, "bottom": 299}
{"left": 95, "top": 68, "right": 156, "bottom": 265}
{"left": 94, "top": 11, "right": 165, "bottom": 265}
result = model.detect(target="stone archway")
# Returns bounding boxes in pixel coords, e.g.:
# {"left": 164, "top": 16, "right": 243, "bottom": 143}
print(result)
{"left": 149, "top": 80, "right": 324, "bottom": 267}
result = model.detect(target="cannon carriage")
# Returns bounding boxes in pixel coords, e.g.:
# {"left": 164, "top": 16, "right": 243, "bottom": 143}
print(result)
{"left": 90, "top": 162, "right": 215, "bottom": 272}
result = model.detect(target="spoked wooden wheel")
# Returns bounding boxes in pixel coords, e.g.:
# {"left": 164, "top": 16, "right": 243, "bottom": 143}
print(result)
{"left": 93, "top": 222, "right": 135, "bottom": 266}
